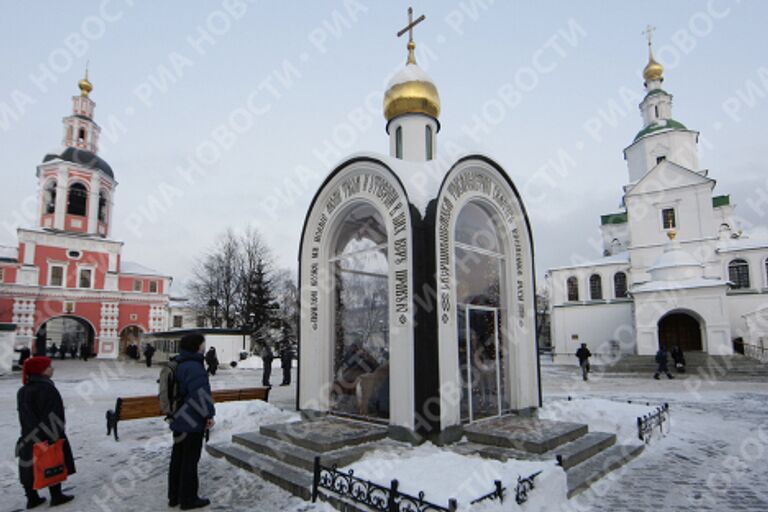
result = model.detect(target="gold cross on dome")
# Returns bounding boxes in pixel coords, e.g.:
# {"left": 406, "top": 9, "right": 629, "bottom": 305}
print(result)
{"left": 397, "top": 7, "right": 426, "bottom": 43}
{"left": 642, "top": 24, "right": 656, "bottom": 47}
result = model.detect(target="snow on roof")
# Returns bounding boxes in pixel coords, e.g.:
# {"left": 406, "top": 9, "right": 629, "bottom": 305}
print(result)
{"left": 548, "top": 252, "right": 630, "bottom": 272}
{"left": 0, "top": 245, "right": 18, "bottom": 262}
{"left": 631, "top": 277, "right": 728, "bottom": 294}
{"left": 716, "top": 236, "right": 768, "bottom": 253}
{"left": 386, "top": 63, "right": 436, "bottom": 88}
{"left": 121, "top": 260, "right": 163, "bottom": 276}
{"left": 649, "top": 247, "right": 702, "bottom": 271}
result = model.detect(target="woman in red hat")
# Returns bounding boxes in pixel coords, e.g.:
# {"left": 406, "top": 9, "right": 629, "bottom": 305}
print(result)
{"left": 16, "top": 356, "right": 76, "bottom": 508}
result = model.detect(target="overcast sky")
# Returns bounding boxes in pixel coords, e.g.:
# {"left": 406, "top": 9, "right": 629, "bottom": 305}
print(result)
{"left": 2, "top": 1, "right": 767, "bottom": 293}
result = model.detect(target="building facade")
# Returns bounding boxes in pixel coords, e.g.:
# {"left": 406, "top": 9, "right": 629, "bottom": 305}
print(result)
{"left": 547, "top": 42, "right": 768, "bottom": 363}
{"left": 0, "top": 74, "right": 171, "bottom": 359}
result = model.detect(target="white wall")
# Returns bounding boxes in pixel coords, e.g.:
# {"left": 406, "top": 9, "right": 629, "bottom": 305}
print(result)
{"left": 0, "top": 328, "right": 16, "bottom": 375}
{"left": 204, "top": 334, "right": 247, "bottom": 367}
{"left": 551, "top": 301, "right": 634, "bottom": 365}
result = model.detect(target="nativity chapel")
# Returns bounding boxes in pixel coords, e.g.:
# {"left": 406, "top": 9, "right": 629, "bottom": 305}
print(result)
{"left": 547, "top": 33, "right": 768, "bottom": 363}
{"left": 298, "top": 11, "right": 539, "bottom": 441}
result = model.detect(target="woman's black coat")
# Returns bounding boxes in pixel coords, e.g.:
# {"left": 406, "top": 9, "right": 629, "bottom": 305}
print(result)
{"left": 16, "top": 375, "right": 76, "bottom": 488}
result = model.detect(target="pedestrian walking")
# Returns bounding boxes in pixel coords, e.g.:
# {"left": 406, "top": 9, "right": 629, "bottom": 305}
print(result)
{"left": 34, "top": 326, "right": 47, "bottom": 357}
{"left": 671, "top": 346, "right": 686, "bottom": 373}
{"left": 204, "top": 347, "right": 219, "bottom": 376}
{"left": 144, "top": 343, "right": 156, "bottom": 368}
{"left": 280, "top": 344, "right": 293, "bottom": 386}
{"left": 575, "top": 343, "right": 592, "bottom": 381}
{"left": 654, "top": 347, "right": 675, "bottom": 379}
{"left": 167, "top": 334, "right": 215, "bottom": 510}
{"left": 16, "top": 356, "right": 76, "bottom": 508}
{"left": 261, "top": 344, "right": 274, "bottom": 387}
{"left": 17, "top": 346, "right": 31, "bottom": 368}
{"left": 79, "top": 342, "right": 90, "bottom": 362}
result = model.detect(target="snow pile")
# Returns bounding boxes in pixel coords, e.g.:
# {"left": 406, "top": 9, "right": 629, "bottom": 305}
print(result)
{"left": 343, "top": 443, "right": 566, "bottom": 511}
{"left": 539, "top": 398, "right": 653, "bottom": 445}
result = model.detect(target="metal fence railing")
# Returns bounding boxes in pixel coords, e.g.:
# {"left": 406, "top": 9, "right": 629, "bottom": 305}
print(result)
{"left": 637, "top": 402, "right": 670, "bottom": 443}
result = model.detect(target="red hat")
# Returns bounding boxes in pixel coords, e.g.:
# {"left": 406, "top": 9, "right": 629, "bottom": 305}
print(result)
{"left": 22, "top": 356, "right": 52, "bottom": 384}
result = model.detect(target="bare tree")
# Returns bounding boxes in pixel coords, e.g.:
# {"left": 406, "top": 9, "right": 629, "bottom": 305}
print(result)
{"left": 188, "top": 229, "right": 242, "bottom": 328}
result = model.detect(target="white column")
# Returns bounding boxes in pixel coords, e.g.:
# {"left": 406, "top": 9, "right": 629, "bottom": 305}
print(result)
{"left": 87, "top": 174, "right": 100, "bottom": 234}
{"left": 54, "top": 169, "right": 68, "bottom": 229}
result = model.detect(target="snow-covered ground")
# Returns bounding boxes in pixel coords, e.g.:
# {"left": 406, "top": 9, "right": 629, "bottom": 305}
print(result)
{"left": 1, "top": 359, "right": 767, "bottom": 511}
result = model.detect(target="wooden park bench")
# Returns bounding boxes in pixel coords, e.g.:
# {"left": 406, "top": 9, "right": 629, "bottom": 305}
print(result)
{"left": 106, "top": 387, "right": 270, "bottom": 441}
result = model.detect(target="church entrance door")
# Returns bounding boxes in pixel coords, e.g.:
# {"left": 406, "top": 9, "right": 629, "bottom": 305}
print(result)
{"left": 658, "top": 312, "right": 703, "bottom": 352}
{"left": 460, "top": 305, "right": 503, "bottom": 422}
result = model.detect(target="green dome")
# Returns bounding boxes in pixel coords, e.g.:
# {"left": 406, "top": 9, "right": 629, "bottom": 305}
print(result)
{"left": 634, "top": 119, "right": 687, "bottom": 141}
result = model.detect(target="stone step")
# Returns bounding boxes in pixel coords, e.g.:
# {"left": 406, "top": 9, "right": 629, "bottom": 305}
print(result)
{"left": 550, "top": 432, "right": 616, "bottom": 470}
{"left": 566, "top": 443, "right": 645, "bottom": 498}
{"left": 206, "top": 443, "right": 313, "bottom": 501}
{"left": 464, "top": 417, "right": 588, "bottom": 454}
{"left": 232, "top": 431, "right": 376, "bottom": 472}
{"left": 260, "top": 417, "right": 388, "bottom": 452}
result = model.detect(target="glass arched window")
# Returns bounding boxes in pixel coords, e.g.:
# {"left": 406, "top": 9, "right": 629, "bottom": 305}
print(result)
{"left": 729, "top": 259, "right": 750, "bottom": 289}
{"left": 67, "top": 182, "right": 88, "bottom": 216}
{"left": 330, "top": 202, "right": 389, "bottom": 419}
{"left": 614, "top": 271, "right": 628, "bottom": 298}
{"left": 98, "top": 191, "right": 108, "bottom": 223}
{"left": 589, "top": 274, "right": 603, "bottom": 300}
{"left": 44, "top": 180, "right": 57, "bottom": 214}
{"left": 425, "top": 125, "right": 433, "bottom": 160}
{"left": 454, "top": 201, "right": 509, "bottom": 421}
{"left": 567, "top": 276, "right": 579, "bottom": 301}
{"left": 395, "top": 126, "right": 403, "bottom": 159}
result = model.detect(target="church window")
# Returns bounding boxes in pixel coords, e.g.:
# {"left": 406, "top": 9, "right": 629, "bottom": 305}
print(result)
{"left": 49, "top": 265, "right": 65, "bottom": 287}
{"left": 728, "top": 259, "right": 750, "bottom": 289}
{"left": 654, "top": 105, "right": 659, "bottom": 118}
{"left": 0, "top": 268, "right": 4, "bottom": 283}
{"left": 44, "top": 181, "right": 57, "bottom": 214}
{"left": 395, "top": 126, "right": 403, "bottom": 158}
{"left": 98, "top": 192, "right": 108, "bottom": 223}
{"left": 614, "top": 271, "right": 628, "bottom": 298}
{"left": 196, "top": 316, "right": 206, "bottom": 328}
{"left": 78, "top": 268, "right": 92, "bottom": 288}
{"left": 425, "top": 125, "right": 433, "bottom": 160}
{"left": 661, "top": 208, "right": 676, "bottom": 229}
{"left": 589, "top": 274, "right": 603, "bottom": 300}
{"left": 330, "top": 202, "right": 389, "bottom": 419}
{"left": 567, "top": 276, "right": 579, "bottom": 301}
{"left": 149, "top": 281, "right": 158, "bottom": 293}
{"left": 67, "top": 183, "right": 88, "bottom": 216}
{"left": 173, "top": 315, "right": 183, "bottom": 328}
{"left": 78, "top": 128, "right": 86, "bottom": 142}
{"left": 656, "top": 156, "right": 666, "bottom": 164}
{"left": 133, "top": 280, "right": 142, "bottom": 292}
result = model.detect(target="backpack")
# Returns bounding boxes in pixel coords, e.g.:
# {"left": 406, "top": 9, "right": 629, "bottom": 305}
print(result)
{"left": 158, "top": 358, "right": 181, "bottom": 418}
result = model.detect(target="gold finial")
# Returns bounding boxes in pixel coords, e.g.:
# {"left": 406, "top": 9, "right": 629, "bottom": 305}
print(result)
{"left": 397, "top": 7, "right": 425, "bottom": 65}
{"left": 667, "top": 229, "right": 677, "bottom": 240}
{"left": 78, "top": 62, "right": 93, "bottom": 97}
{"left": 642, "top": 25, "right": 664, "bottom": 82}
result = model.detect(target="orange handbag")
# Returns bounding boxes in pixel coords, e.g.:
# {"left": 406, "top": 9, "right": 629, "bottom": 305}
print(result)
{"left": 32, "top": 439, "right": 68, "bottom": 490}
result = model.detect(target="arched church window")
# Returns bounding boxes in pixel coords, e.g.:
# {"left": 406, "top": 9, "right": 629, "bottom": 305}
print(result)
{"left": 425, "top": 125, "right": 433, "bottom": 160}
{"left": 395, "top": 126, "right": 403, "bottom": 159}
{"left": 67, "top": 182, "right": 88, "bottom": 216}
{"left": 567, "top": 276, "right": 579, "bottom": 301}
{"left": 614, "top": 271, "right": 628, "bottom": 298}
{"left": 728, "top": 259, "right": 750, "bottom": 289}
{"left": 589, "top": 274, "right": 603, "bottom": 300}
{"left": 98, "top": 191, "right": 108, "bottom": 223}
{"left": 78, "top": 128, "right": 86, "bottom": 143}
{"left": 330, "top": 202, "right": 389, "bottom": 420}
{"left": 454, "top": 200, "right": 509, "bottom": 420}
{"left": 654, "top": 105, "right": 659, "bottom": 118}
{"left": 44, "top": 180, "right": 57, "bottom": 214}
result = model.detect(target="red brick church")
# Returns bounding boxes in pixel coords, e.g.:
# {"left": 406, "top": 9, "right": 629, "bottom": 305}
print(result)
{"left": 0, "top": 73, "right": 171, "bottom": 359}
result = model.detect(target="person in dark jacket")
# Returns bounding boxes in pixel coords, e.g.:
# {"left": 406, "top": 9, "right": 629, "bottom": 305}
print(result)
{"left": 144, "top": 343, "right": 156, "bottom": 368}
{"left": 168, "top": 334, "right": 215, "bottom": 510}
{"left": 671, "top": 346, "right": 686, "bottom": 373}
{"left": 16, "top": 357, "right": 75, "bottom": 508}
{"left": 261, "top": 344, "right": 274, "bottom": 387}
{"left": 34, "top": 327, "right": 47, "bottom": 357}
{"left": 654, "top": 347, "right": 675, "bottom": 380}
{"left": 79, "top": 342, "right": 90, "bottom": 362}
{"left": 17, "top": 346, "right": 31, "bottom": 368}
{"left": 575, "top": 343, "right": 592, "bottom": 381}
{"left": 204, "top": 347, "right": 219, "bottom": 376}
{"left": 280, "top": 345, "right": 293, "bottom": 386}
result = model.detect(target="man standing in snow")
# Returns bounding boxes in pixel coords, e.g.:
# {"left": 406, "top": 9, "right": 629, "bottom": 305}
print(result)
{"left": 654, "top": 347, "right": 674, "bottom": 380}
{"left": 261, "top": 343, "right": 274, "bottom": 387}
{"left": 168, "top": 334, "right": 215, "bottom": 510}
{"left": 144, "top": 343, "right": 155, "bottom": 368}
{"left": 575, "top": 343, "right": 591, "bottom": 381}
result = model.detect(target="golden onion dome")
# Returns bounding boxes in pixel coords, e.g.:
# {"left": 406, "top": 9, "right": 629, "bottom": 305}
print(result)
{"left": 383, "top": 41, "right": 440, "bottom": 121}
{"left": 643, "top": 53, "right": 664, "bottom": 82}
{"left": 78, "top": 69, "right": 93, "bottom": 97}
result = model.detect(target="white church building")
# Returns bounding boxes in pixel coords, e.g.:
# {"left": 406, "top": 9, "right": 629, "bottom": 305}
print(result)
{"left": 547, "top": 40, "right": 768, "bottom": 364}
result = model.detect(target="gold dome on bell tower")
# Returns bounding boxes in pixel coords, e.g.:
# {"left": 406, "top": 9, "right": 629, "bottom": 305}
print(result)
{"left": 78, "top": 66, "right": 93, "bottom": 97}
{"left": 383, "top": 8, "right": 440, "bottom": 122}
{"left": 642, "top": 25, "right": 664, "bottom": 83}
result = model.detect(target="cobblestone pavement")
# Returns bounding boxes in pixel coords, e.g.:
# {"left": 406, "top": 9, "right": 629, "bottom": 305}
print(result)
{"left": 542, "top": 363, "right": 768, "bottom": 511}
